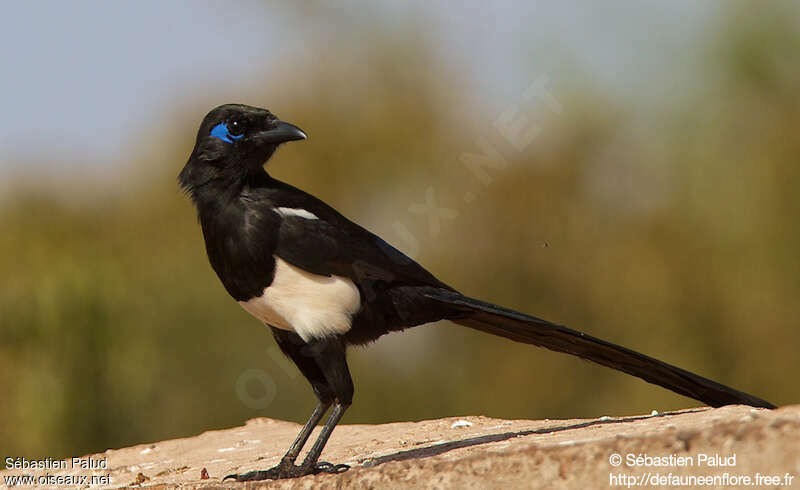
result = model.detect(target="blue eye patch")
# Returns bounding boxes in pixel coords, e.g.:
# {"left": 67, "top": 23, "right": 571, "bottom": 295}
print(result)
{"left": 210, "top": 123, "right": 244, "bottom": 144}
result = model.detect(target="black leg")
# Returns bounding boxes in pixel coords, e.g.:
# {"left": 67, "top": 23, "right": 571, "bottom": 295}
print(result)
{"left": 281, "top": 400, "right": 331, "bottom": 464}
{"left": 224, "top": 332, "right": 353, "bottom": 482}
{"left": 298, "top": 402, "right": 349, "bottom": 472}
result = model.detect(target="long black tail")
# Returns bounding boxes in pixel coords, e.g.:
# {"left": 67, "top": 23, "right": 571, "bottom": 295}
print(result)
{"left": 425, "top": 289, "right": 774, "bottom": 409}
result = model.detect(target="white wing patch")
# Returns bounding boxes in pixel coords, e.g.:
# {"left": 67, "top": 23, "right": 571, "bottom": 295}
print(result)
{"left": 239, "top": 257, "right": 360, "bottom": 341}
{"left": 274, "top": 207, "right": 319, "bottom": 220}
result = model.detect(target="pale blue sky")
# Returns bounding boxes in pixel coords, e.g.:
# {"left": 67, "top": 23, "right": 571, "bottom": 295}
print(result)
{"left": 0, "top": 1, "right": 750, "bottom": 175}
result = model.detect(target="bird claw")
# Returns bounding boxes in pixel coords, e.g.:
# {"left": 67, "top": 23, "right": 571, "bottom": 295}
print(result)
{"left": 222, "top": 469, "right": 267, "bottom": 481}
{"left": 223, "top": 461, "right": 349, "bottom": 481}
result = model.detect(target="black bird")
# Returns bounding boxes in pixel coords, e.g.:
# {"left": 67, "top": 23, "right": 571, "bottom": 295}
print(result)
{"left": 178, "top": 104, "right": 774, "bottom": 481}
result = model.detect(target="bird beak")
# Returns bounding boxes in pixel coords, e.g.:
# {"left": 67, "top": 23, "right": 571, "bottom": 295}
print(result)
{"left": 257, "top": 121, "right": 307, "bottom": 145}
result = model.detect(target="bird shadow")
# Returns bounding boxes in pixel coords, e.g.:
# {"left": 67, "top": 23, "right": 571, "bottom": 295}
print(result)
{"left": 359, "top": 408, "right": 707, "bottom": 468}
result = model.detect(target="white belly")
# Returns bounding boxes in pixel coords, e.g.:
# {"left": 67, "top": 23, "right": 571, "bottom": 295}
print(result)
{"left": 239, "top": 257, "right": 361, "bottom": 341}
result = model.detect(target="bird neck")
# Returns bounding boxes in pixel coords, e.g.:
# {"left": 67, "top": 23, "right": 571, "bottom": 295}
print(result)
{"left": 179, "top": 158, "right": 273, "bottom": 209}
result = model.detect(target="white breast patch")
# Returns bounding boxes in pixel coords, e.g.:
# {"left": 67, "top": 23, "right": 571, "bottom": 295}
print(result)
{"left": 239, "top": 257, "right": 361, "bottom": 341}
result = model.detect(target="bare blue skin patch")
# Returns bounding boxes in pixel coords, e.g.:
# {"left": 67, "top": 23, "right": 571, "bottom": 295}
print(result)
{"left": 211, "top": 123, "right": 244, "bottom": 144}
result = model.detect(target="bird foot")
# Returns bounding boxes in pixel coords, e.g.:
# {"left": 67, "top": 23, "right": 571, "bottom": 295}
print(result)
{"left": 223, "top": 461, "right": 349, "bottom": 481}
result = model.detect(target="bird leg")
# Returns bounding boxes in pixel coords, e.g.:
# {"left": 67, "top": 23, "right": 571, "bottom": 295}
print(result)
{"left": 280, "top": 400, "right": 331, "bottom": 465}
{"left": 224, "top": 402, "right": 349, "bottom": 481}
{"left": 297, "top": 402, "right": 349, "bottom": 473}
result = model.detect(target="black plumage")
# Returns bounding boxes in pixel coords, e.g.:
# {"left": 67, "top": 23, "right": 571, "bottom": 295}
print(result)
{"left": 179, "top": 104, "right": 774, "bottom": 481}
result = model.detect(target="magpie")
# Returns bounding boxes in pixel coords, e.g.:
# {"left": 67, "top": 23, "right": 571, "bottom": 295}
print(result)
{"left": 178, "top": 104, "right": 774, "bottom": 481}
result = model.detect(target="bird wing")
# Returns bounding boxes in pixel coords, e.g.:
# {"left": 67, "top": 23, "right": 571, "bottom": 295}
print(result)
{"left": 273, "top": 211, "right": 451, "bottom": 290}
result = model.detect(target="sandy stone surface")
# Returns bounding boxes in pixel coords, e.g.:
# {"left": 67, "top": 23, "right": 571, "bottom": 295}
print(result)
{"left": 2, "top": 405, "right": 798, "bottom": 489}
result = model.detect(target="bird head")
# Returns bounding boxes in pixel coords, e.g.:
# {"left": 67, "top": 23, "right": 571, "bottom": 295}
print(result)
{"left": 179, "top": 104, "right": 306, "bottom": 197}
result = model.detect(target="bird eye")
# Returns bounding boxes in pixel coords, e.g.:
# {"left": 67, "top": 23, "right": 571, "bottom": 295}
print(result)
{"left": 229, "top": 119, "right": 246, "bottom": 137}
{"left": 210, "top": 121, "right": 245, "bottom": 144}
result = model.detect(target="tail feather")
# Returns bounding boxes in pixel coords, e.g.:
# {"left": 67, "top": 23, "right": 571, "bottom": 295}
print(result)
{"left": 426, "top": 289, "right": 774, "bottom": 409}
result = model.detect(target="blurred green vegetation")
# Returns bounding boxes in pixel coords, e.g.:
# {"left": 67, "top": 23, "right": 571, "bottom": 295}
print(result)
{"left": 1, "top": 4, "right": 798, "bottom": 458}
